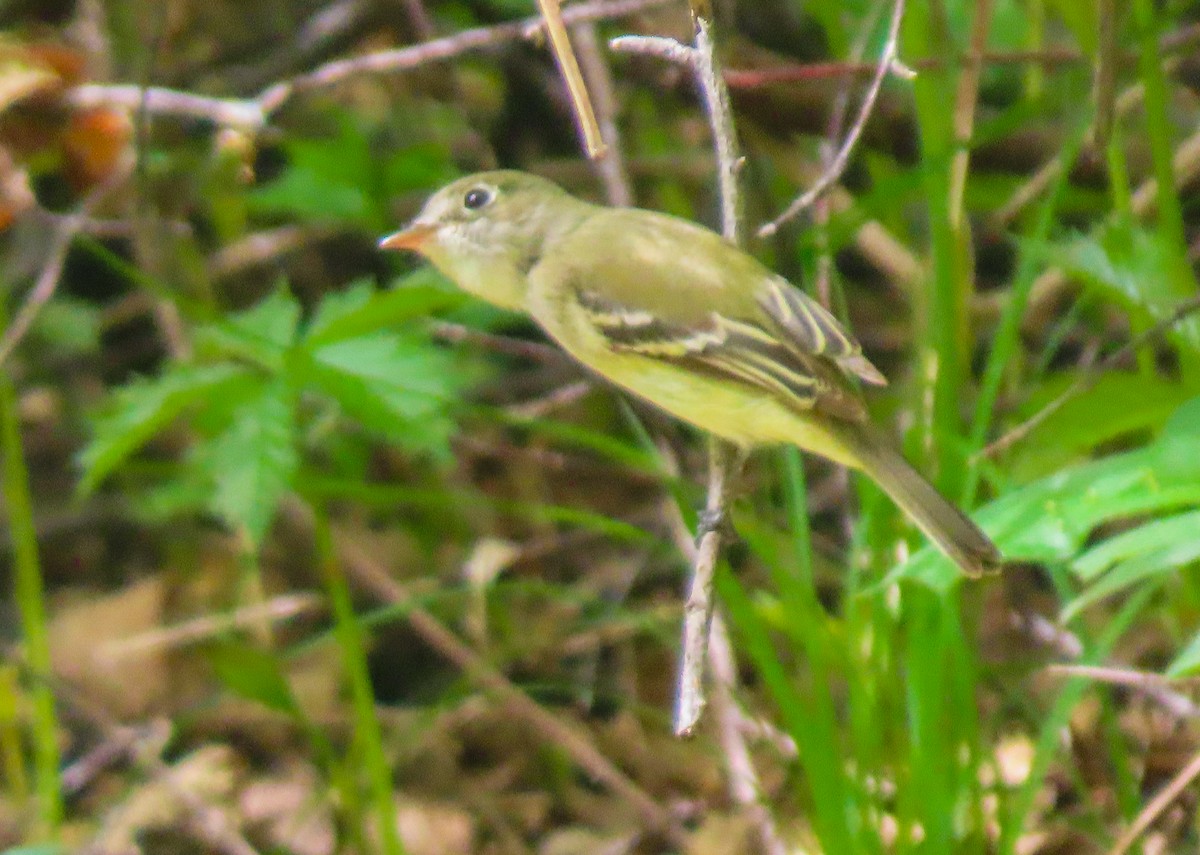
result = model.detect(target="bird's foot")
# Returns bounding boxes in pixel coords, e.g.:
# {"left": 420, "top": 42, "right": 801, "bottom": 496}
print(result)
{"left": 696, "top": 507, "right": 736, "bottom": 544}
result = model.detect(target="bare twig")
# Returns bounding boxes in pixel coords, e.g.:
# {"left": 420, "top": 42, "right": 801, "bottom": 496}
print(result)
{"left": 1044, "top": 664, "right": 1200, "bottom": 719}
{"left": 709, "top": 616, "right": 788, "bottom": 855}
{"left": 757, "top": 0, "right": 912, "bottom": 238}
{"left": 612, "top": 3, "right": 746, "bottom": 737}
{"left": 722, "top": 23, "right": 1200, "bottom": 88}
{"left": 96, "top": 593, "right": 322, "bottom": 664}
{"left": 537, "top": 0, "right": 606, "bottom": 158}
{"left": 429, "top": 320, "right": 566, "bottom": 364}
{"left": 262, "top": 0, "right": 673, "bottom": 116}
{"left": 573, "top": 21, "right": 634, "bottom": 205}
{"left": 677, "top": 441, "right": 736, "bottom": 735}
{"left": 977, "top": 293, "right": 1200, "bottom": 459}
{"left": 282, "top": 500, "right": 687, "bottom": 844}
{"left": 0, "top": 171, "right": 126, "bottom": 367}
{"left": 65, "top": 0, "right": 672, "bottom": 129}
{"left": 1107, "top": 747, "right": 1200, "bottom": 855}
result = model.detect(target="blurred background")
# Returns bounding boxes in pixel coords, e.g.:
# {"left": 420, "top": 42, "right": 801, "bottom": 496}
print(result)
{"left": 2, "top": 1, "right": 1200, "bottom": 853}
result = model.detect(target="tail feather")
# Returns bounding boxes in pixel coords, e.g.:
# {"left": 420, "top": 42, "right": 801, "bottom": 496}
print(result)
{"left": 844, "top": 427, "right": 1001, "bottom": 576}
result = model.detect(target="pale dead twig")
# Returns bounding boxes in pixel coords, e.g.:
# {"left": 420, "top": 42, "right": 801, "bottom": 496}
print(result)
{"left": 536, "top": 0, "right": 606, "bottom": 158}
{"left": 661, "top": 479, "right": 786, "bottom": 854}
{"left": 611, "top": 5, "right": 745, "bottom": 737}
{"left": 710, "top": 616, "right": 789, "bottom": 855}
{"left": 281, "top": 500, "right": 687, "bottom": 844}
{"left": 65, "top": 0, "right": 673, "bottom": 129}
{"left": 429, "top": 320, "right": 566, "bottom": 364}
{"left": 757, "top": 0, "right": 913, "bottom": 238}
{"left": 1044, "top": 664, "right": 1200, "bottom": 719}
{"left": 1107, "top": 747, "right": 1200, "bottom": 855}
{"left": 96, "top": 593, "right": 323, "bottom": 665}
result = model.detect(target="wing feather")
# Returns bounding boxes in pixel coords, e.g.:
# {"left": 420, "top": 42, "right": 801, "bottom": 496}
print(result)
{"left": 577, "top": 290, "right": 866, "bottom": 421}
{"left": 759, "top": 279, "right": 887, "bottom": 386}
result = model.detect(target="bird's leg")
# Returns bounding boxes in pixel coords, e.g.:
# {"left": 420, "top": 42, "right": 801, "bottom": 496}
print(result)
{"left": 696, "top": 505, "right": 736, "bottom": 544}
{"left": 694, "top": 445, "right": 747, "bottom": 545}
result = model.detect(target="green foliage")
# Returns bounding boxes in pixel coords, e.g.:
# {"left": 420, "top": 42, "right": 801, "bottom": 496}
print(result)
{"left": 249, "top": 116, "right": 457, "bottom": 231}
{"left": 894, "top": 396, "right": 1200, "bottom": 605}
{"left": 207, "top": 640, "right": 303, "bottom": 716}
{"left": 79, "top": 278, "right": 466, "bottom": 546}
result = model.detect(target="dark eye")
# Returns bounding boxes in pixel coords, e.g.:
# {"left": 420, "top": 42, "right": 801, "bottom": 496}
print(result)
{"left": 463, "top": 187, "right": 493, "bottom": 210}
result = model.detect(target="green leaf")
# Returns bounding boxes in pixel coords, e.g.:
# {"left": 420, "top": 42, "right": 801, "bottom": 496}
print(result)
{"left": 1062, "top": 537, "right": 1200, "bottom": 621}
{"left": 1072, "top": 510, "right": 1200, "bottom": 581}
{"left": 1166, "top": 629, "right": 1200, "bottom": 678}
{"left": 1011, "top": 373, "right": 1191, "bottom": 478}
{"left": 197, "top": 378, "right": 298, "bottom": 544}
{"left": 79, "top": 364, "right": 250, "bottom": 494}
{"left": 196, "top": 287, "right": 300, "bottom": 371}
{"left": 890, "top": 443, "right": 1200, "bottom": 591}
{"left": 248, "top": 117, "right": 454, "bottom": 229}
{"left": 207, "top": 641, "right": 300, "bottom": 716}
{"left": 304, "top": 272, "right": 463, "bottom": 346}
{"left": 302, "top": 330, "right": 461, "bottom": 456}
{"left": 1053, "top": 221, "right": 1200, "bottom": 352}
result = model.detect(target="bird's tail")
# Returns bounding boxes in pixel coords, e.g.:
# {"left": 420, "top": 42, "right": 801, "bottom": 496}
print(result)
{"left": 842, "top": 426, "right": 1001, "bottom": 577}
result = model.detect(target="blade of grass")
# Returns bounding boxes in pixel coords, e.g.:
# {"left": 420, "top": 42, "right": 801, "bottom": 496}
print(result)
{"left": 1, "top": 369, "right": 63, "bottom": 837}
{"left": 963, "top": 118, "right": 1090, "bottom": 505}
{"left": 311, "top": 501, "right": 407, "bottom": 855}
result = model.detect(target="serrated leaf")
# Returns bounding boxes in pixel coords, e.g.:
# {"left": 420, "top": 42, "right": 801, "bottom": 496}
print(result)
{"left": 1166, "top": 630, "right": 1200, "bottom": 678}
{"left": 305, "top": 271, "right": 463, "bottom": 345}
{"left": 197, "top": 379, "right": 298, "bottom": 544}
{"left": 207, "top": 641, "right": 300, "bottom": 716}
{"left": 196, "top": 287, "right": 300, "bottom": 370}
{"left": 302, "top": 331, "right": 460, "bottom": 456}
{"left": 79, "top": 363, "right": 250, "bottom": 494}
{"left": 1054, "top": 221, "right": 1200, "bottom": 352}
{"left": 248, "top": 117, "right": 454, "bottom": 229}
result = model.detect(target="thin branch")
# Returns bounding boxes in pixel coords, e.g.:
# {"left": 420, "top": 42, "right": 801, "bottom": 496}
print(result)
{"left": 573, "top": 21, "right": 634, "bottom": 205}
{"left": 262, "top": 0, "right": 673, "bottom": 115}
{"left": 1107, "top": 747, "right": 1200, "bottom": 855}
{"left": 537, "top": 0, "right": 607, "bottom": 158}
{"left": 612, "top": 5, "right": 745, "bottom": 737}
{"left": 281, "top": 500, "right": 687, "bottom": 845}
{"left": 722, "top": 22, "right": 1200, "bottom": 88}
{"left": 757, "top": 0, "right": 912, "bottom": 238}
{"left": 68, "top": 83, "right": 267, "bottom": 128}
{"left": 0, "top": 171, "right": 126, "bottom": 367}
{"left": 709, "top": 616, "right": 788, "bottom": 855}
{"left": 676, "top": 441, "right": 736, "bottom": 736}
{"left": 1044, "top": 664, "right": 1200, "bottom": 719}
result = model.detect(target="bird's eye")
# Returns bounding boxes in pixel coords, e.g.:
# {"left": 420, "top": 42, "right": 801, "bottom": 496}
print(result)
{"left": 463, "top": 187, "right": 493, "bottom": 210}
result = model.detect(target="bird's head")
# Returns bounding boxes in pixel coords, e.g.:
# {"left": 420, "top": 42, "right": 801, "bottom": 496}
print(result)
{"left": 380, "top": 170, "right": 588, "bottom": 309}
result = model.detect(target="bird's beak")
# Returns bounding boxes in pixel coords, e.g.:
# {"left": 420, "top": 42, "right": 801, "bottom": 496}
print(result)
{"left": 378, "top": 222, "right": 436, "bottom": 253}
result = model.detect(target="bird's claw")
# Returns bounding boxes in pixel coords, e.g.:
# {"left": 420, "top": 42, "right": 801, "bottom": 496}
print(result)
{"left": 696, "top": 507, "right": 735, "bottom": 543}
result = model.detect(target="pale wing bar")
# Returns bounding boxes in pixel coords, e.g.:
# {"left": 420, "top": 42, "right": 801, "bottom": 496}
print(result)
{"left": 576, "top": 289, "right": 867, "bottom": 419}
{"left": 759, "top": 279, "right": 887, "bottom": 387}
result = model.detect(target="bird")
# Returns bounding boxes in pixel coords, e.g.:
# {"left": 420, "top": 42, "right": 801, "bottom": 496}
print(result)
{"left": 380, "top": 169, "right": 1000, "bottom": 576}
